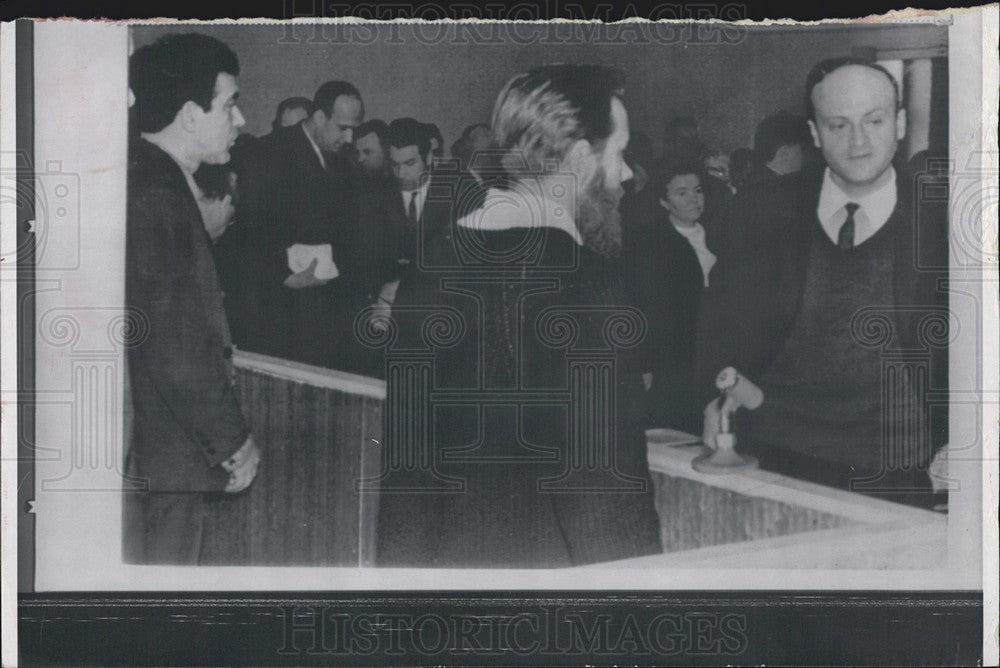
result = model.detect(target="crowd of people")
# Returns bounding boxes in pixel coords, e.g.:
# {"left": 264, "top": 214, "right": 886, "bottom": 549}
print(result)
{"left": 199, "top": 79, "right": 833, "bottom": 390}
{"left": 124, "top": 32, "right": 948, "bottom": 566}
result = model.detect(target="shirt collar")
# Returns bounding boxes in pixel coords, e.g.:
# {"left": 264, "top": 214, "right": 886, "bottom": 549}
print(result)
{"left": 457, "top": 185, "right": 583, "bottom": 246}
{"left": 400, "top": 177, "right": 431, "bottom": 202}
{"left": 301, "top": 123, "right": 327, "bottom": 170}
{"left": 816, "top": 166, "right": 897, "bottom": 245}
{"left": 671, "top": 221, "right": 705, "bottom": 241}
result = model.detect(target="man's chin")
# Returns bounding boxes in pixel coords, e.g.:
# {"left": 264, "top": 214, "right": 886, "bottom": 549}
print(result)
{"left": 834, "top": 160, "right": 893, "bottom": 187}
{"left": 204, "top": 151, "right": 231, "bottom": 166}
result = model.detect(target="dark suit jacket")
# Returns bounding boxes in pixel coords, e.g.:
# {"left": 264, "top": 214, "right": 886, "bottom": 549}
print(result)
{"left": 376, "top": 226, "right": 662, "bottom": 567}
{"left": 126, "top": 139, "right": 248, "bottom": 492}
{"left": 233, "top": 123, "right": 359, "bottom": 364}
{"left": 382, "top": 171, "right": 468, "bottom": 274}
{"left": 695, "top": 167, "right": 949, "bottom": 452}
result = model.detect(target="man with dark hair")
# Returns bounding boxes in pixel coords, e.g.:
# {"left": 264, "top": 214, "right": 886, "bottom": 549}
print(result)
{"left": 272, "top": 96, "right": 311, "bottom": 131}
{"left": 695, "top": 58, "right": 948, "bottom": 508}
{"left": 354, "top": 119, "right": 389, "bottom": 176}
{"left": 233, "top": 79, "right": 364, "bottom": 367}
{"left": 386, "top": 117, "right": 442, "bottom": 261}
{"left": 750, "top": 111, "right": 811, "bottom": 184}
{"left": 356, "top": 117, "right": 456, "bottom": 343}
{"left": 376, "top": 65, "right": 662, "bottom": 567}
{"left": 125, "top": 33, "right": 259, "bottom": 564}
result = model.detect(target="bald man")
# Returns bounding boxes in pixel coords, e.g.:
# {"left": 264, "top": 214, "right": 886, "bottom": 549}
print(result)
{"left": 695, "top": 58, "right": 948, "bottom": 508}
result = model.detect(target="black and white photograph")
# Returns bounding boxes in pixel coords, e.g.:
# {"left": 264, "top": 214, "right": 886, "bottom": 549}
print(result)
{"left": 2, "top": 4, "right": 996, "bottom": 665}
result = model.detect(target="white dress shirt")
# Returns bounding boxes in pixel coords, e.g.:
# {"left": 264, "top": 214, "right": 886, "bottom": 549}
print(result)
{"left": 302, "top": 123, "right": 327, "bottom": 170}
{"left": 400, "top": 178, "right": 431, "bottom": 223}
{"left": 816, "top": 166, "right": 897, "bottom": 246}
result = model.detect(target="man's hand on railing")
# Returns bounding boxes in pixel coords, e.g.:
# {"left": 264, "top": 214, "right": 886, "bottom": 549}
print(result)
{"left": 222, "top": 435, "right": 261, "bottom": 493}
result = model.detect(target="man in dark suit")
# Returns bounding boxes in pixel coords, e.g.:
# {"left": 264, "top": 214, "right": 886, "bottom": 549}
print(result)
{"left": 234, "top": 81, "right": 364, "bottom": 368}
{"left": 696, "top": 57, "right": 948, "bottom": 507}
{"left": 364, "top": 118, "right": 460, "bottom": 314}
{"left": 125, "top": 34, "right": 260, "bottom": 564}
{"left": 385, "top": 118, "right": 455, "bottom": 265}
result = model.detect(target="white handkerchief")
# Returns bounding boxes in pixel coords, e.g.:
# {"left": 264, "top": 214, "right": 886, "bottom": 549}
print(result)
{"left": 286, "top": 243, "right": 339, "bottom": 280}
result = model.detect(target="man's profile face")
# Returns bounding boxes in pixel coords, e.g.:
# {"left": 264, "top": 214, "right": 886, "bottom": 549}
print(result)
{"left": 593, "top": 98, "right": 633, "bottom": 196}
{"left": 356, "top": 132, "right": 386, "bottom": 174}
{"left": 193, "top": 72, "right": 245, "bottom": 165}
{"left": 314, "top": 95, "right": 363, "bottom": 153}
{"left": 280, "top": 106, "right": 309, "bottom": 128}
{"left": 389, "top": 144, "right": 428, "bottom": 191}
{"left": 808, "top": 65, "right": 905, "bottom": 189}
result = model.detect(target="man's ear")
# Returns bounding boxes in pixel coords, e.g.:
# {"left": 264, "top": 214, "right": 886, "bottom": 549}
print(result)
{"left": 895, "top": 107, "right": 907, "bottom": 142}
{"left": 563, "top": 138, "right": 596, "bottom": 184}
{"left": 807, "top": 119, "right": 821, "bottom": 149}
{"left": 178, "top": 100, "right": 202, "bottom": 133}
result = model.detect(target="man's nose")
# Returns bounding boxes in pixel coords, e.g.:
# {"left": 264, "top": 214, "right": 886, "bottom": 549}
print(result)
{"left": 344, "top": 129, "right": 354, "bottom": 144}
{"left": 622, "top": 161, "right": 634, "bottom": 183}
{"left": 849, "top": 123, "right": 868, "bottom": 148}
{"left": 233, "top": 106, "right": 246, "bottom": 129}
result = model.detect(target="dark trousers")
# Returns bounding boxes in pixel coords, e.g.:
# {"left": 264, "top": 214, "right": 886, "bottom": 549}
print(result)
{"left": 123, "top": 490, "right": 205, "bottom": 564}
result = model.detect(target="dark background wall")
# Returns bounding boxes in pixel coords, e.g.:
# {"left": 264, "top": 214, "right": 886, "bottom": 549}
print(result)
{"left": 132, "top": 22, "right": 947, "bottom": 156}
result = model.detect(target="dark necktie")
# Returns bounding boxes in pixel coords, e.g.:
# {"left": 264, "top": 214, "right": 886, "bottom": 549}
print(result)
{"left": 407, "top": 191, "right": 418, "bottom": 226}
{"left": 838, "top": 202, "right": 860, "bottom": 250}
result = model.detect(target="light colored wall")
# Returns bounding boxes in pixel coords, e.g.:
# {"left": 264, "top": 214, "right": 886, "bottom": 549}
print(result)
{"left": 132, "top": 22, "right": 947, "bottom": 156}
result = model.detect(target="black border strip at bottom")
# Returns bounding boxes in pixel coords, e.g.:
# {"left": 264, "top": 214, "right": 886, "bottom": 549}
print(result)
{"left": 19, "top": 591, "right": 982, "bottom": 666}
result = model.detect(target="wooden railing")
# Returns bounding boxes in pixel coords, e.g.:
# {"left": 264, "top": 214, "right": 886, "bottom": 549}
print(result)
{"left": 197, "top": 354, "right": 944, "bottom": 569}
{"left": 199, "top": 351, "right": 384, "bottom": 566}
{"left": 596, "top": 442, "right": 946, "bottom": 570}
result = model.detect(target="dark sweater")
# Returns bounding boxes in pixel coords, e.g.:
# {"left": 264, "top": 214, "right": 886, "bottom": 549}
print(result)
{"left": 748, "top": 218, "right": 909, "bottom": 471}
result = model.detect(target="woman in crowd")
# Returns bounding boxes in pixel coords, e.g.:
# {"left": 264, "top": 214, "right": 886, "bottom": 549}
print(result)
{"left": 623, "top": 160, "right": 721, "bottom": 434}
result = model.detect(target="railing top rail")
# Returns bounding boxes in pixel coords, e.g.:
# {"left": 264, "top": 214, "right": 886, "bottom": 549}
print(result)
{"left": 233, "top": 349, "right": 387, "bottom": 399}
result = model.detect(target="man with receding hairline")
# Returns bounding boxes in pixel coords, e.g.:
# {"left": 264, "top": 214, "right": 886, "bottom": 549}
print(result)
{"left": 234, "top": 80, "right": 366, "bottom": 367}
{"left": 695, "top": 57, "right": 948, "bottom": 507}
